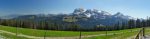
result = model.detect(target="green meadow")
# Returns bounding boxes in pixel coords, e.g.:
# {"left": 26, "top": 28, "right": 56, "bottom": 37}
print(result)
{"left": 0, "top": 25, "right": 149, "bottom": 39}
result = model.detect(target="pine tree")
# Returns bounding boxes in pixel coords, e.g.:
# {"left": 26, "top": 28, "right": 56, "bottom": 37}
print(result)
{"left": 136, "top": 19, "right": 141, "bottom": 28}
{"left": 128, "top": 19, "right": 136, "bottom": 29}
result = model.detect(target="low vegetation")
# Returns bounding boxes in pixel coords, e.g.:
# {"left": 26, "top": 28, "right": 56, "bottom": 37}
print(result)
{"left": 0, "top": 25, "right": 144, "bottom": 39}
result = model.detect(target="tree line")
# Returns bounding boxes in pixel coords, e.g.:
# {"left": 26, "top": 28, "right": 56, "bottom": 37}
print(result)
{"left": 0, "top": 18, "right": 150, "bottom": 31}
{"left": 94, "top": 18, "right": 150, "bottom": 31}
{"left": 0, "top": 19, "right": 81, "bottom": 31}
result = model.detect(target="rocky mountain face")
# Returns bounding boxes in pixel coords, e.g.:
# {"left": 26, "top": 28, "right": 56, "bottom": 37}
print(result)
{"left": 1, "top": 8, "right": 134, "bottom": 29}
{"left": 68, "top": 8, "right": 134, "bottom": 28}
{"left": 72, "top": 8, "right": 133, "bottom": 20}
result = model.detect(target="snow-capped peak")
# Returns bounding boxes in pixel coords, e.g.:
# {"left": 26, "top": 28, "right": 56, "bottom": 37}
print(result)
{"left": 73, "top": 8, "right": 113, "bottom": 18}
{"left": 72, "top": 8, "right": 133, "bottom": 20}
{"left": 113, "top": 12, "right": 134, "bottom": 19}
{"left": 114, "top": 12, "right": 124, "bottom": 16}
{"left": 73, "top": 8, "right": 84, "bottom": 13}
{"left": 100, "top": 11, "right": 111, "bottom": 16}
{"left": 93, "top": 9, "right": 99, "bottom": 13}
{"left": 85, "top": 9, "right": 93, "bottom": 13}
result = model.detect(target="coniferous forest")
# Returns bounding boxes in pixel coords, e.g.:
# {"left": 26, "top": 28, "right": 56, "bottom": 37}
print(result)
{"left": 0, "top": 18, "right": 150, "bottom": 31}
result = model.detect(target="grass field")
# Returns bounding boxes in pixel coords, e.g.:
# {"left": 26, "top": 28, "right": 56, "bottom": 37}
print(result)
{"left": 0, "top": 25, "right": 144, "bottom": 39}
{"left": 145, "top": 27, "right": 150, "bottom": 35}
{"left": 83, "top": 30, "right": 139, "bottom": 39}
{"left": 0, "top": 25, "right": 107, "bottom": 37}
{"left": 0, "top": 33, "right": 31, "bottom": 39}
{"left": 85, "top": 27, "right": 150, "bottom": 39}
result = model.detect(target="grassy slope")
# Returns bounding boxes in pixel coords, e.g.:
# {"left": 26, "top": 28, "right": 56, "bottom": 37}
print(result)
{"left": 145, "top": 27, "right": 150, "bottom": 35}
{"left": 85, "top": 27, "right": 150, "bottom": 39}
{"left": 0, "top": 25, "right": 144, "bottom": 39}
{"left": 84, "top": 28, "right": 141, "bottom": 39}
{"left": 85, "top": 31, "right": 139, "bottom": 39}
{"left": 0, "top": 33, "right": 31, "bottom": 39}
{"left": 0, "top": 25, "right": 106, "bottom": 37}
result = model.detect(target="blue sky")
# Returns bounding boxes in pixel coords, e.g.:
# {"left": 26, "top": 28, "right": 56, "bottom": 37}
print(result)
{"left": 0, "top": 0, "right": 150, "bottom": 18}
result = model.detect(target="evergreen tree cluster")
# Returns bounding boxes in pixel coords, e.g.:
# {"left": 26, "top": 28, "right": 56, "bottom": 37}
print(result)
{"left": 0, "top": 18, "right": 150, "bottom": 31}
{"left": 94, "top": 18, "right": 150, "bottom": 31}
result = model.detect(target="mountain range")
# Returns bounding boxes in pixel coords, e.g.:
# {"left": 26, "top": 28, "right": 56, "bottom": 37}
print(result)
{"left": 0, "top": 8, "right": 135, "bottom": 29}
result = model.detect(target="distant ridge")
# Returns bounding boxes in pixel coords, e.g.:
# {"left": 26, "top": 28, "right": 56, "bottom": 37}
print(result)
{"left": 1, "top": 8, "right": 137, "bottom": 29}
